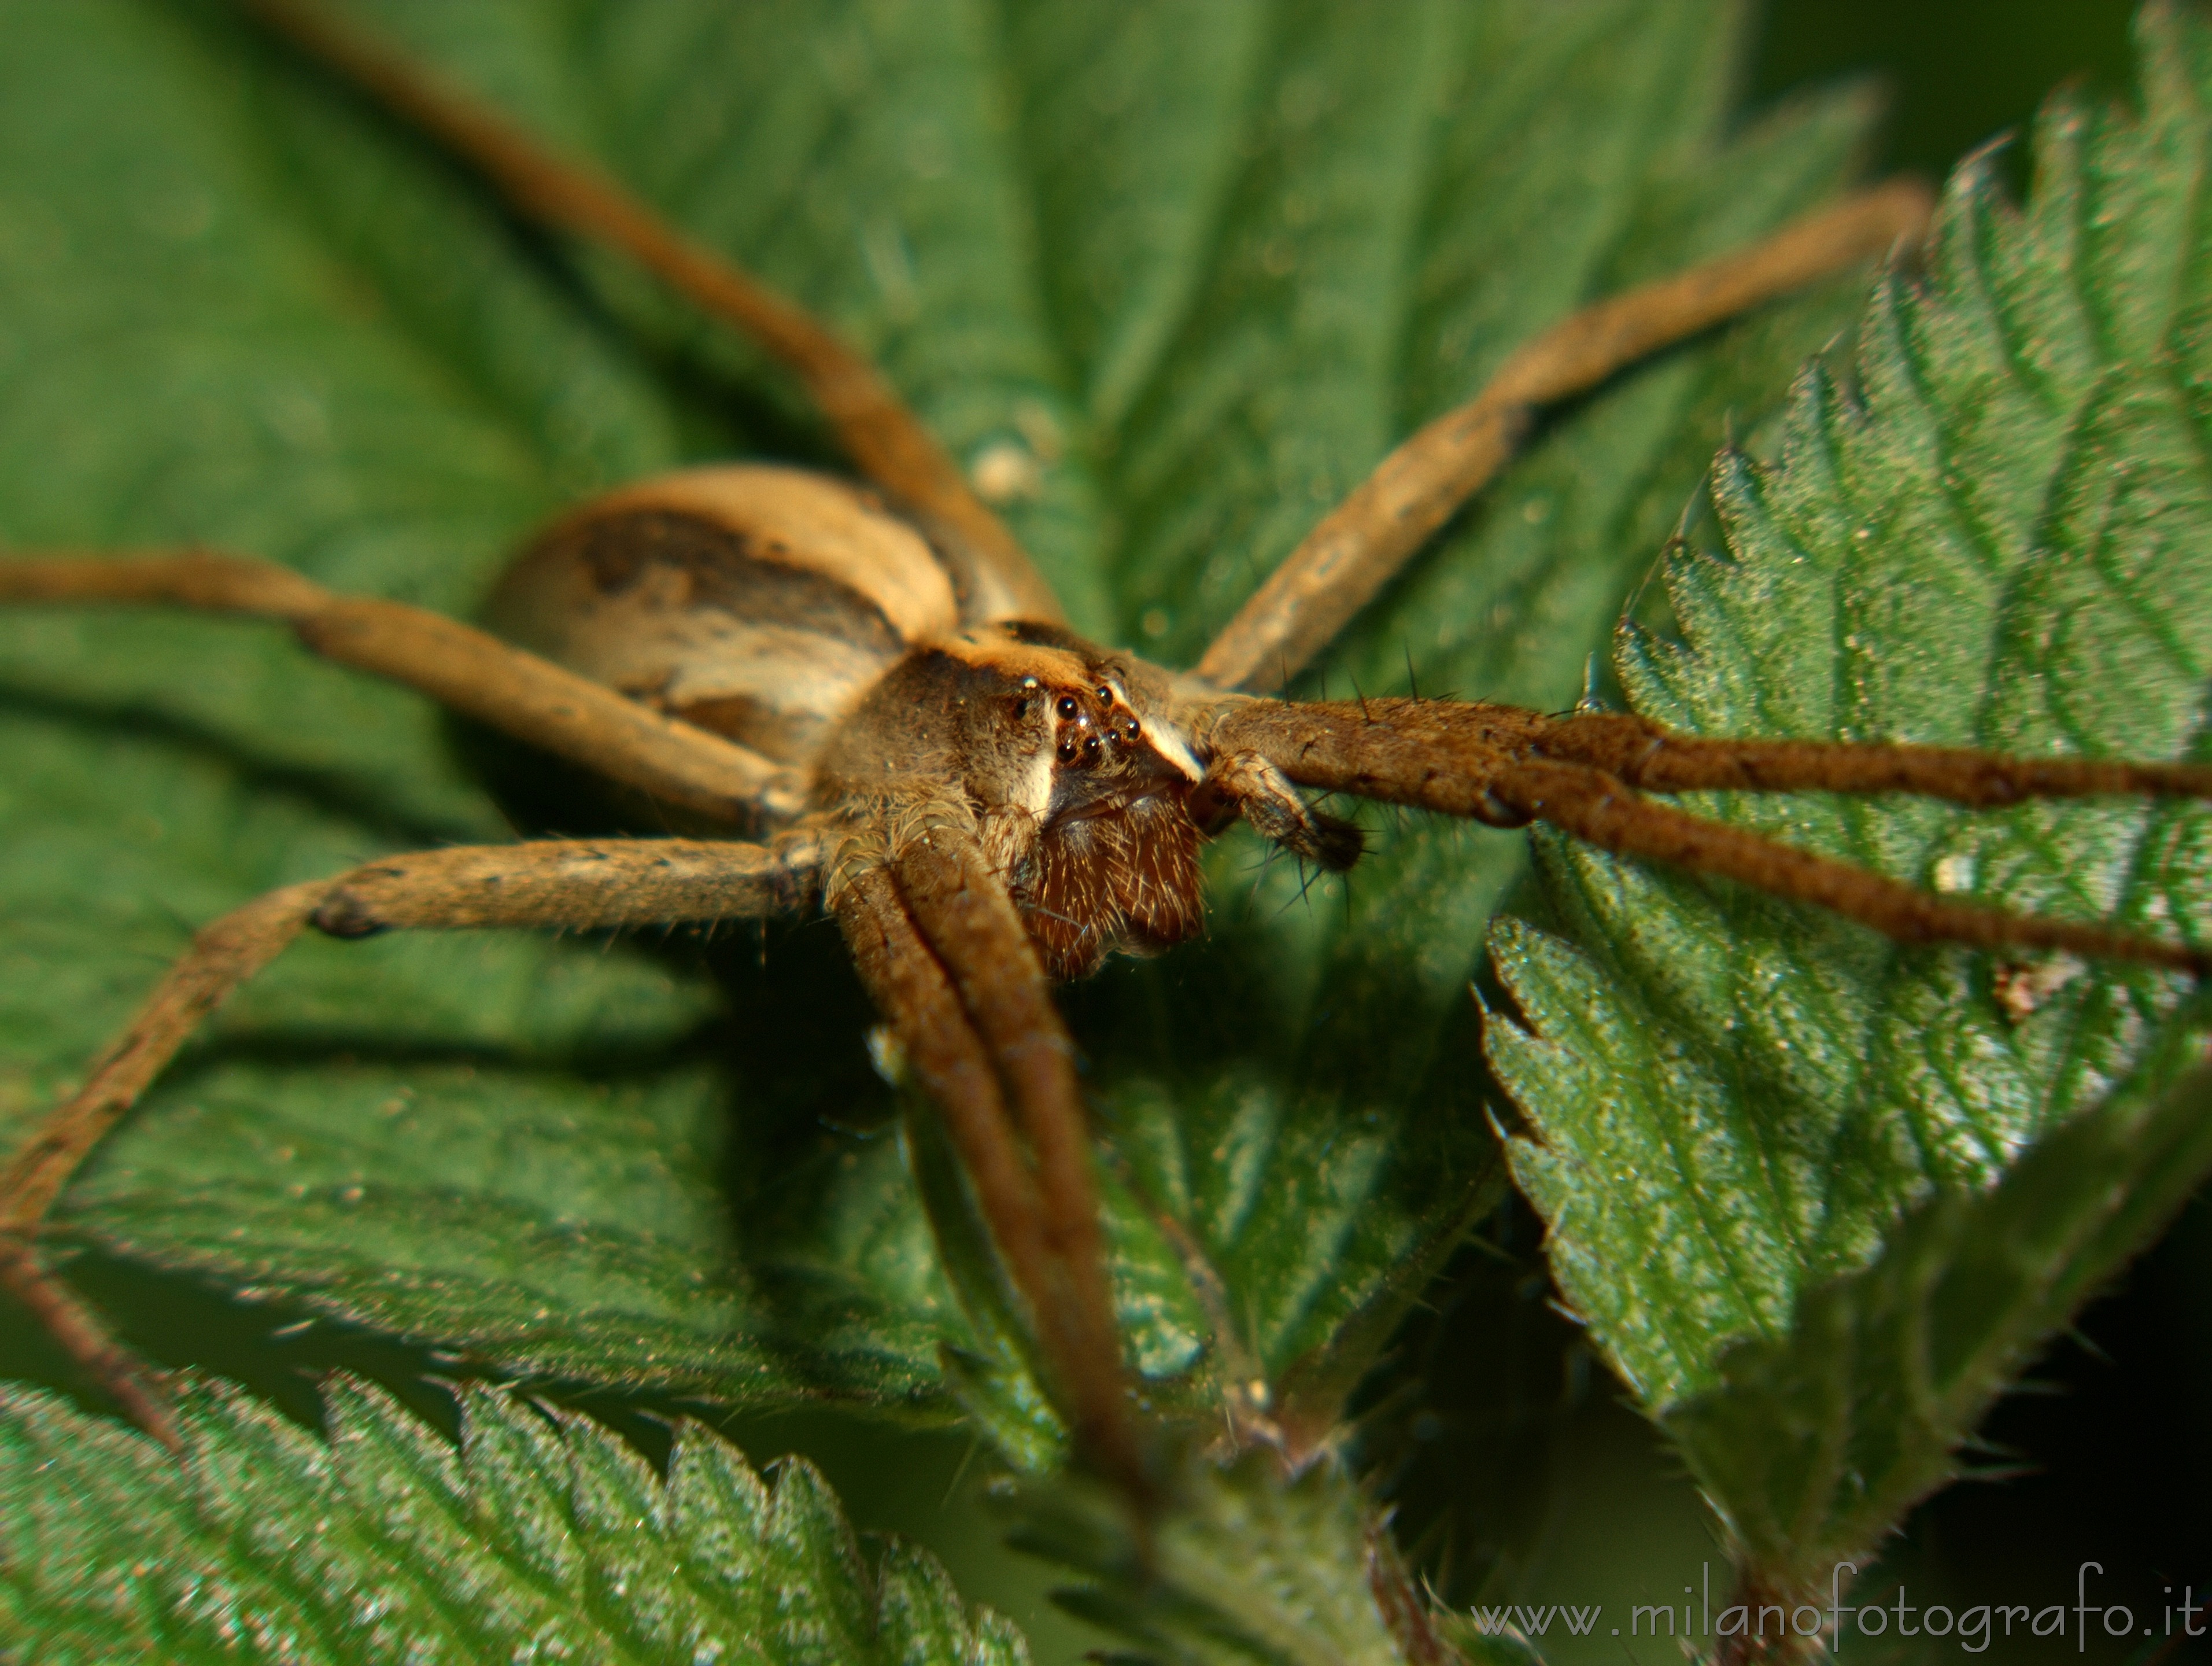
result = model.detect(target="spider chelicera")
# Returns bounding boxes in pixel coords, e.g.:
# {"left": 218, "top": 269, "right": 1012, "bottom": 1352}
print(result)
{"left": 2, "top": 1, "right": 2206, "bottom": 1503}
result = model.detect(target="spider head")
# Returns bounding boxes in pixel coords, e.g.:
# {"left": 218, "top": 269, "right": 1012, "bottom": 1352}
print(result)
{"left": 822, "top": 621, "right": 1200, "bottom": 822}
{"left": 1033, "top": 664, "right": 1195, "bottom": 828}
{"left": 815, "top": 621, "right": 1211, "bottom": 979}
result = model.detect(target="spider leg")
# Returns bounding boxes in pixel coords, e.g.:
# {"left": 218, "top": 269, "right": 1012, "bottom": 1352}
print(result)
{"left": 836, "top": 832, "right": 1149, "bottom": 1502}
{"left": 1509, "top": 709, "right": 2212, "bottom": 804}
{"left": 1206, "top": 699, "right": 2212, "bottom": 812}
{"left": 0, "top": 835, "right": 817, "bottom": 1448}
{"left": 0, "top": 552, "right": 802, "bottom": 826}
{"left": 1486, "top": 757, "right": 2209, "bottom": 974}
{"left": 1194, "top": 179, "right": 1933, "bottom": 691}
{"left": 1199, "top": 749, "right": 1365, "bottom": 870}
{"left": 239, "top": 0, "right": 1059, "bottom": 628}
{"left": 1205, "top": 699, "right": 2211, "bottom": 972}
{"left": 0, "top": 879, "right": 324, "bottom": 1447}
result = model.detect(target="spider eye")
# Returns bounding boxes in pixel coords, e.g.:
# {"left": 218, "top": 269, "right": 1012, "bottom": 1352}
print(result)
{"left": 1096, "top": 684, "right": 1114, "bottom": 702}
{"left": 1011, "top": 697, "right": 1029, "bottom": 720}
{"left": 1057, "top": 694, "right": 1079, "bottom": 719}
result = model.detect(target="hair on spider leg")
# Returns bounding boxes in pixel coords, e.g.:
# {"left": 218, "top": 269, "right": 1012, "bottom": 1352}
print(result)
{"left": 1348, "top": 668, "right": 1375, "bottom": 727}
{"left": 1576, "top": 653, "right": 1605, "bottom": 712}
{"left": 1272, "top": 857, "right": 1330, "bottom": 924}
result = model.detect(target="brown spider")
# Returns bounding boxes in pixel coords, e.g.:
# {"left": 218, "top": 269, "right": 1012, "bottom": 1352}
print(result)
{"left": 2, "top": 0, "right": 2209, "bottom": 1506}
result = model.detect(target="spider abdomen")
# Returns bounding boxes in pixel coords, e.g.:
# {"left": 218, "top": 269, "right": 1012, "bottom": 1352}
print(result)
{"left": 484, "top": 465, "right": 959, "bottom": 773}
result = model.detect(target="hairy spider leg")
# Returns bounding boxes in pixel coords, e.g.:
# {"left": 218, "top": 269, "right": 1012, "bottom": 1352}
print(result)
{"left": 1203, "top": 700, "right": 2212, "bottom": 972}
{"left": 839, "top": 849, "right": 1150, "bottom": 1503}
{"left": 1219, "top": 699, "right": 2212, "bottom": 811}
{"left": 243, "top": 0, "right": 1936, "bottom": 681}
{"left": 0, "top": 554, "right": 799, "bottom": 826}
{"left": 1484, "top": 704, "right": 2212, "bottom": 804}
{"left": 0, "top": 838, "right": 815, "bottom": 1447}
{"left": 0, "top": 879, "right": 328, "bottom": 1447}
{"left": 0, "top": 539, "right": 1150, "bottom": 1485}
{"left": 1492, "top": 759, "right": 2209, "bottom": 972}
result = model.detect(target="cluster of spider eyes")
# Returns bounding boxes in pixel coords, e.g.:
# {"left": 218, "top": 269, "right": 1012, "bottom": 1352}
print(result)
{"left": 1008, "top": 674, "right": 1144, "bottom": 768}
{"left": 1057, "top": 687, "right": 1140, "bottom": 766}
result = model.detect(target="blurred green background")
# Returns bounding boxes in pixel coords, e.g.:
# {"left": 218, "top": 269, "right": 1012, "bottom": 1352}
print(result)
{"left": 1751, "top": 0, "right": 2139, "bottom": 177}
{"left": 8, "top": 3, "right": 2203, "bottom": 1664}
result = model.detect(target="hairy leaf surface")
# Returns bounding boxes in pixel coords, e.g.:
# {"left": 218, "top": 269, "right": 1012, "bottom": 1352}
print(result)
{"left": 1011, "top": 1451, "right": 1422, "bottom": 1666}
{"left": 1664, "top": 1056, "right": 2212, "bottom": 1598}
{"left": 0, "top": 1373, "right": 1025, "bottom": 1663}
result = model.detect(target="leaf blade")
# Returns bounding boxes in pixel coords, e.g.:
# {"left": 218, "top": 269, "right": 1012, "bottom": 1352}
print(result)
{"left": 0, "top": 1372, "right": 1028, "bottom": 1663}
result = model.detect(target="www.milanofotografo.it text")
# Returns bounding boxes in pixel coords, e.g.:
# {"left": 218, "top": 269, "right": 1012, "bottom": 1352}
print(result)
{"left": 1465, "top": 1564, "right": 2207, "bottom": 1653}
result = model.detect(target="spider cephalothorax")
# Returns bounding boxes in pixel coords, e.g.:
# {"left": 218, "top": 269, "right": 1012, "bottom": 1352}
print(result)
{"left": 5, "top": 0, "right": 2210, "bottom": 1512}
{"left": 815, "top": 621, "right": 1215, "bottom": 983}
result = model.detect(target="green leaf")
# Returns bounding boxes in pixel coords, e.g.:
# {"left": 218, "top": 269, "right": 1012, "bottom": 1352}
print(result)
{"left": 1009, "top": 1451, "right": 1436, "bottom": 1666}
{"left": 1486, "top": 0, "right": 2212, "bottom": 1583}
{"left": 0, "top": 1372, "right": 1027, "bottom": 1663}
{"left": 1662, "top": 1053, "right": 2212, "bottom": 1601}
{"left": 0, "top": 0, "right": 1872, "bottom": 1437}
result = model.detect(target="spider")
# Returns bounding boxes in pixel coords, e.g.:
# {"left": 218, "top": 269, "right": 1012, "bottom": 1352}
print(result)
{"left": 3, "top": 0, "right": 2208, "bottom": 1507}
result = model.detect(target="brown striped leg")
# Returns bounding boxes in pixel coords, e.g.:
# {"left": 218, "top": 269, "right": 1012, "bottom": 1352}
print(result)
{"left": 239, "top": 0, "right": 1059, "bottom": 628}
{"left": 0, "top": 552, "right": 800, "bottom": 825}
{"left": 0, "top": 835, "right": 817, "bottom": 1447}
{"left": 833, "top": 872, "right": 1061, "bottom": 1370}
{"left": 1204, "top": 699, "right": 2211, "bottom": 972}
{"left": 839, "top": 841, "right": 1150, "bottom": 1503}
{"left": 1487, "top": 758, "right": 2209, "bottom": 974}
{"left": 1514, "top": 708, "right": 2212, "bottom": 805}
{"left": 1195, "top": 179, "right": 1934, "bottom": 691}
{"left": 1205, "top": 699, "right": 2212, "bottom": 815}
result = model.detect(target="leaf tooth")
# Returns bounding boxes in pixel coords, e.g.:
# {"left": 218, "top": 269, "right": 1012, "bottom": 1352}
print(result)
{"left": 663, "top": 1417, "right": 774, "bottom": 1587}
{"left": 453, "top": 1382, "right": 586, "bottom": 1594}
{"left": 542, "top": 1400, "right": 711, "bottom": 1654}
{"left": 759, "top": 1456, "right": 878, "bottom": 1658}
{"left": 871, "top": 1539, "right": 978, "bottom": 1664}
{"left": 324, "top": 1378, "right": 574, "bottom": 1658}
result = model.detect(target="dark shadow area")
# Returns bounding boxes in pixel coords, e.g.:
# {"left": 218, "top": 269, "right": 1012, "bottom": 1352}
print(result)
{"left": 1356, "top": 1177, "right": 2212, "bottom": 1664}
{"left": 1350, "top": 1192, "right": 1602, "bottom": 1604}
{"left": 0, "top": 1248, "right": 473, "bottom": 1441}
{"left": 1752, "top": 0, "right": 2139, "bottom": 187}
{"left": 1870, "top": 1187, "right": 2212, "bottom": 1661}
{"left": 142, "top": 1013, "right": 731, "bottom": 1086}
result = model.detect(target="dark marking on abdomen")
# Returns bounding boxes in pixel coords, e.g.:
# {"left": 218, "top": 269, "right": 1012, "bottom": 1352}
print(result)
{"left": 566, "top": 509, "right": 903, "bottom": 657}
